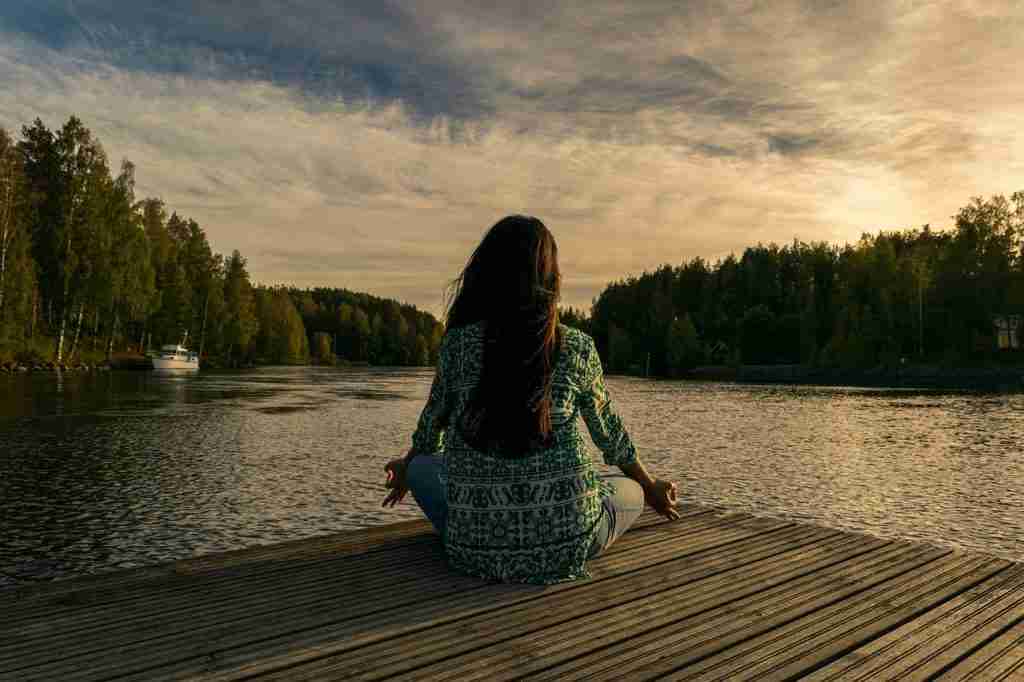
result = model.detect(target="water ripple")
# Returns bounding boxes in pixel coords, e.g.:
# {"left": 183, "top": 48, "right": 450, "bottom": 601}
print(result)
{"left": 1, "top": 369, "right": 1022, "bottom": 587}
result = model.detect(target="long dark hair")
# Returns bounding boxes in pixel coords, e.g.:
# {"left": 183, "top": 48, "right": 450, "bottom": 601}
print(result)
{"left": 445, "top": 215, "right": 562, "bottom": 455}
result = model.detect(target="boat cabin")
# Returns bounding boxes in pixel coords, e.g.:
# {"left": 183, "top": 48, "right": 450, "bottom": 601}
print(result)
{"left": 159, "top": 345, "right": 198, "bottom": 362}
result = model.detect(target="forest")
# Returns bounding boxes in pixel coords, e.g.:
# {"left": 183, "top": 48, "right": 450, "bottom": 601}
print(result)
{"left": 2, "top": 116, "right": 1022, "bottom": 376}
{"left": 568, "top": 191, "right": 1024, "bottom": 377}
{"left": 0, "top": 116, "right": 442, "bottom": 368}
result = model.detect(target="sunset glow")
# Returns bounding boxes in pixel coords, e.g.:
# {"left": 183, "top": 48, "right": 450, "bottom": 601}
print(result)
{"left": 2, "top": 1, "right": 1022, "bottom": 314}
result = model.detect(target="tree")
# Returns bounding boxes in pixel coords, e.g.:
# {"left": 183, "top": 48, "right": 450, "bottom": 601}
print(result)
{"left": 18, "top": 118, "right": 60, "bottom": 336}
{"left": 559, "top": 306, "right": 590, "bottom": 335}
{"left": 414, "top": 333, "right": 430, "bottom": 366}
{"left": 799, "top": 291, "right": 818, "bottom": 364}
{"left": 740, "top": 305, "right": 775, "bottom": 364}
{"left": 50, "top": 117, "right": 109, "bottom": 362}
{"left": 223, "top": 250, "right": 257, "bottom": 364}
{"left": 910, "top": 248, "right": 932, "bottom": 359}
{"left": 353, "top": 306, "right": 372, "bottom": 361}
{"left": 608, "top": 323, "right": 632, "bottom": 372}
{"left": 313, "top": 332, "right": 335, "bottom": 365}
{"left": 15, "top": 117, "right": 115, "bottom": 361}
{"left": 0, "top": 127, "right": 35, "bottom": 343}
{"left": 96, "top": 160, "right": 155, "bottom": 359}
{"left": 253, "top": 287, "right": 309, "bottom": 364}
{"left": 665, "top": 313, "right": 701, "bottom": 376}
{"left": 428, "top": 319, "right": 444, "bottom": 363}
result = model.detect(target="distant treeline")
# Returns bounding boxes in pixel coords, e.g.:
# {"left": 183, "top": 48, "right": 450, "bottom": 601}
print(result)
{"left": 0, "top": 115, "right": 443, "bottom": 367}
{"left": 564, "top": 192, "right": 1024, "bottom": 376}
{"left": 291, "top": 288, "right": 444, "bottom": 366}
{"left": 4, "top": 116, "right": 1022, "bottom": 375}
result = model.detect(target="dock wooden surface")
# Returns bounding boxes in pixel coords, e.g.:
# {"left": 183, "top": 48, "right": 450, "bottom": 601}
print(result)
{"left": 2, "top": 505, "right": 1024, "bottom": 681}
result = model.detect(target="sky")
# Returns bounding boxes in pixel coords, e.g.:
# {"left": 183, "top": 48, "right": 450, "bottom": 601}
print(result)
{"left": 1, "top": 1, "right": 1023, "bottom": 316}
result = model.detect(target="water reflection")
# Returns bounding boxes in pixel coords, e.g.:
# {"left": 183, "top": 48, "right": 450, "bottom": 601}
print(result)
{"left": 2, "top": 369, "right": 1023, "bottom": 587}
{"left": 605, "top": 380, "right": 1024, "bottom": 564}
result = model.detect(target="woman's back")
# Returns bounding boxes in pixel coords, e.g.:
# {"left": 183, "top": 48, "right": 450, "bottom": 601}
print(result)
{"left": 385, "top": 214, "right": 676, "bottom": 585}
{"left": 411, "top": 320, "right": 637, "bottom": 584}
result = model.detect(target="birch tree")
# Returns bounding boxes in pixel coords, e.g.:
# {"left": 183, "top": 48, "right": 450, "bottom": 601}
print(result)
{"left": 19, "top": 117, "right": 108, "bottom": 362}
{"left": 0, "top": 128, "right": 25, "bottom": 321}
{"left": 0, "top": 127, "right": 35, "bottom": 344}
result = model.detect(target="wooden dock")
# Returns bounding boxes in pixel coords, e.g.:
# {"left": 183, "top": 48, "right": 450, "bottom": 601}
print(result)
{"left": 3, "top": 505, "right": 1024, "bottom": 680}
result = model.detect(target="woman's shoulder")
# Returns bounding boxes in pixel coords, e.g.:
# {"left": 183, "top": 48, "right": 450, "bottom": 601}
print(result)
{"left": 441, "top": 321, "right": 485, "bottom": 351}
{"left": 557, "top": 324, "right": 596, "bottom": 356}
{"left": 444, "top": 320, "right": 484, "bottom": 339}
{"left": 445, "top": 321, "right": 591, "bottom": 354}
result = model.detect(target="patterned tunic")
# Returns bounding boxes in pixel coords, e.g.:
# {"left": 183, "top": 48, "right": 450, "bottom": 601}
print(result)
{"left": 410, "top": 321, "right": 638, "bottom": 584}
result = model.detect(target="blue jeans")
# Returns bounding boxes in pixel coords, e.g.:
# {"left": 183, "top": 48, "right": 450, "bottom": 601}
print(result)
{"left": 405, "top": 455, "right": 645, "bottom": 558}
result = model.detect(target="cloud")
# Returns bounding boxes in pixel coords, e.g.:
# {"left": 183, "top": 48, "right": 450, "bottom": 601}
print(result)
{"left": 0, "top": 0, "right": 493, "bottom": 120}
{"left": 0, "top": 1, "right": 1022, "bottom": 316}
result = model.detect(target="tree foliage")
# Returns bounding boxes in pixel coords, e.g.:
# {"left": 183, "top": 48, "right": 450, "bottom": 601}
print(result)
{"left": 666, "top": 313, "right": 701, "bottom": 375}
{"left": 0, "top": 117, "right": 443, "bottom": 367}
{"left": 585, "top": 194, "right": 1024, "bottom": 375}
{"left": 5, "top": 116, "right": 1019, "bottom": 373}
{"left": 0, "top": 127, "right": 35, "bottom": 344}
{"left": 253, "top": 287, "right": 309, "bottom": 365}
{"left": 288, "top": 287, "right": 443, "bottom": 366}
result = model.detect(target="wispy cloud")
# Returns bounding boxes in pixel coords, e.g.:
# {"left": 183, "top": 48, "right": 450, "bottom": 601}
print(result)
{"left": 1, "top": 1, "right": 1022, "bottom": 314}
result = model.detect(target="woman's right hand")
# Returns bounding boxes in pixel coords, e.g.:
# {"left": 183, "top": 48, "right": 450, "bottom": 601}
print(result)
{"left": 645, "top": 479, "right": 680, "bottom": 520}
{"left": 382, "top": 457, "right": 410, "bottom": 507}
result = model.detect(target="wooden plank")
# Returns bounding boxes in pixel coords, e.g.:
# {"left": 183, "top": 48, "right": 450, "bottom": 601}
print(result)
{"left": 0, "top": 518, "right": 434, "bottom": 610}
{"left": 2, "top": 509, "right": 745, "bottom": 680}
{"left": 801, "top": 564, "right": 1024, "bottom": 681}
{"left": 1, "top": 506, "right": 679, "bottom": 619}
{"left": 0, "top": 536, "right": 445, "bottom": 634}
{"left": 657, "top": 555, "right": 1011, "bottom": 680}
{"left": 592, "top": 552, "right": 995, "bottom": 682}
{"left": 7, "top": 505, "right": 1022, "bottom": 682}
{"left": 0, "top": 543, "right": 453, "bottom": 668}
{"left": 0, "top": 506, "right": 701, "bottom": 625}
{"left": 317, "top": 532, "right": 897, "bottom": 675}
{"left": 0, "top": 509, "right": 715, "bottom": 655}
{"left": 271, "top": 528, "right": 872, "bottom": 682}
{"left": 937, "top": 619, "right": 1024, "bottom": 681}
{"left": 23, "top": 514, "right": 770, "bottom": 682}
{"left": 195, "top": 519, "right": 807, "bottom": 682}
{"left": 518, "top": 542, "right": 947, "bottom": 682}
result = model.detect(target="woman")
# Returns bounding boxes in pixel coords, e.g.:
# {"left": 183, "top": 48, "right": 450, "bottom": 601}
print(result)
{"left": 382, "top": 215, "right": 679, "bottom": 585}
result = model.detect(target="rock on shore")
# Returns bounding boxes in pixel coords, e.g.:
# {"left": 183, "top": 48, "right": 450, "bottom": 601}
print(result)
{"left": 1, "top": 360, "right": 112, "bottom": 373}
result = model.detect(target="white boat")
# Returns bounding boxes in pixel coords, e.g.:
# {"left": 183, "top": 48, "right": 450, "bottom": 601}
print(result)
{"left": 151, "top": 344, "right": 199, "bottom": 371}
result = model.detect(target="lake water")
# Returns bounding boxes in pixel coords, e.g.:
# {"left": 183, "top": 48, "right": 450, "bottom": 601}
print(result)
{"left": 2, "top": 367, "right": 1023, "bottom": 588}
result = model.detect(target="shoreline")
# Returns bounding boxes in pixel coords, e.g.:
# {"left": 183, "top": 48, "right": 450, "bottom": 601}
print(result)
{"left": 0, "top": 360, "right": 111, "bottom": 373}
{"left": 683, "top": 363, "right": 1024, "bottom": 389}
{"left": 7, "top": 359, "right": 1024, "bottom": 389}
{"left": 0, "top": 356, "right": 385, "bottom": 373}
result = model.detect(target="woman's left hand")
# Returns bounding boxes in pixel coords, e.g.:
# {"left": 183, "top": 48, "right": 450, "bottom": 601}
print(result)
{"left": 382, "top": 457, "right": 409, "bottom": 507}
{"left": 645, "top": 479, "right": 681, "bottom": 521}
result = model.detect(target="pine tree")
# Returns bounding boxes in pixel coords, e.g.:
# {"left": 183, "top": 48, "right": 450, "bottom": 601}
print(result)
{"left": 223, "top": 250, "right": 257, "bottom": 364}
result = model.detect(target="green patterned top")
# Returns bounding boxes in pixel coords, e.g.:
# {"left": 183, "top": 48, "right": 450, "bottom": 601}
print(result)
{"left": 410, "top": 321, "right": 638, "bottom": 584}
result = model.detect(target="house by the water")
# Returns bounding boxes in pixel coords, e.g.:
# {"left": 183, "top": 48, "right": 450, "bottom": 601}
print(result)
{"left": 995, "top": 315, "right": 1021, "bottom": 350}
